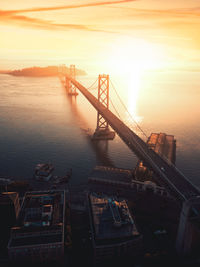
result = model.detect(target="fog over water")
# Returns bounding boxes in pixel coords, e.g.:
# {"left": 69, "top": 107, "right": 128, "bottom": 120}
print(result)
{"left": 0, "top": 71, "right": 199, "bottom": 187}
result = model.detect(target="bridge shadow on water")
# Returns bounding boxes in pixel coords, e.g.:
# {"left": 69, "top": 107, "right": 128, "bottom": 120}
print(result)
{"left": 64, "top": 91, "right": 115, "bottom": 168}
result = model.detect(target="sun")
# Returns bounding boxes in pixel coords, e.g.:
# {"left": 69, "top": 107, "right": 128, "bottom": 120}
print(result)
{"left": 104, "top": 38, "right": 165, "bottom": 126}
{"left": 106, "top": 37, "right": 165, "bottom": 76}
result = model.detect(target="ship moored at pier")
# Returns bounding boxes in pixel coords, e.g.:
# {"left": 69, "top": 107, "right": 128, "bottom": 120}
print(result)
{"left": 34, "top": 163, "right": 54, "bottom": 181}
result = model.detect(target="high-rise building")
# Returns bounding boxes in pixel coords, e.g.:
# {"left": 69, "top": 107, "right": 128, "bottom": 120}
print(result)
{"left": 8, "top": 190, "right": 66, "bottom": 263}
{"left": 88, "top": 193, "right": 142, "bottom": 265}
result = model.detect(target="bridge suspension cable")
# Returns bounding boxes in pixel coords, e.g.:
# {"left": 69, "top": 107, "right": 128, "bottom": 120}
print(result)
{"left": 86, "top": 76, "right": 148, "bottom": 140}
{"left": 110, "top": 78, "right": 148, "bottom": 140}
{"left": 109, "top": 96, "right": 122, "bottom": 120}
{"left": 87, "top": 78, "right": 98, "bottom": 91}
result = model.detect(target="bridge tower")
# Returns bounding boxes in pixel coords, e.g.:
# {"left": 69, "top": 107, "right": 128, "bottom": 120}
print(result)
{"left": 58, "top": 64, "right": 67, "bottom": 84}
{"left": 92, "top": 74, "right": 115, "bottom": 140}
{"left": 65, "top": 64, "right": 78, "bottom": 96}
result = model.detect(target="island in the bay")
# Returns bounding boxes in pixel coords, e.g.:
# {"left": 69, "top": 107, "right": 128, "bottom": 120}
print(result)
{"left": 1, "top": 65, "right": 86, "bottom": 77}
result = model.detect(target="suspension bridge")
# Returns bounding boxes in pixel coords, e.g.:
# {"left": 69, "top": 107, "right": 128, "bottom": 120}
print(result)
{"left": 60, "top": 66, "right": 200, "bottom": 202}
{"left": 59, "top": 64, "right": 200, "bottom": 254}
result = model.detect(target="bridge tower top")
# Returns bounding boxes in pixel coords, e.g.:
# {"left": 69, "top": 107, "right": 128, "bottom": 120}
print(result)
{"left": 70, "top": 64, "right": 76, "bottom": 78}
{"left": 65, "top": 64, "right": 78, "bottom": 96}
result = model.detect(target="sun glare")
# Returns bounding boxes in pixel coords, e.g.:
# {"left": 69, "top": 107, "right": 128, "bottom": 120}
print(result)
{"left": 107, "top": 38, "right": 165, "bottom": 75}
{"left": 105, "top": 38, "right": 165, "bottom": 125}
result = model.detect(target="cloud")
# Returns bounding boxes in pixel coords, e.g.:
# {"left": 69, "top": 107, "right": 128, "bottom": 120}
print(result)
{"left": 116, "top": 6, "right": 200, "bottom": 18}
{"left": 0, "top": 0, "right": 137, "bottom": 32}
{"left": 106, "top": 6, "right": 200, "bottom": 44}
{"left": 0, "top": 14, "right": 116, "bottom": 33}
{"left": 1, "top": 14, "right": 91, "bottom": 31}
{"left": 0, "top": 0, "right": 137, "bottom": 15}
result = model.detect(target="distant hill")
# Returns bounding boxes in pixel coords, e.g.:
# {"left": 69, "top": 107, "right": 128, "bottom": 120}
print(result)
{"left": 6, "top": 65, "right": 86, "bottom": 77}
{"left": 0, "top": 70, "right": 11, "bottom": 74}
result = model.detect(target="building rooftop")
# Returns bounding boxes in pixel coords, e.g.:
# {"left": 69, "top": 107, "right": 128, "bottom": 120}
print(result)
{"left": 89, "top": 193, "right": 140, "bottom": 243}
{"left": 89, "top": 166, "right": 133, "bottom": 183}
{"left": 8, "top": 190, "right": 65, "bottom": 248}
{"left": 147, "top": 133, "right": 176, "bottom": 164}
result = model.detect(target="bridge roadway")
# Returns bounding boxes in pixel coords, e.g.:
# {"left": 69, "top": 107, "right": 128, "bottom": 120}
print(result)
{"left": 67, "top": 76, "right": 200, "bottom": 201}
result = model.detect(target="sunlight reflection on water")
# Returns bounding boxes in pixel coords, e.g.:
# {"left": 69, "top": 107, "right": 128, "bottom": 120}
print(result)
{"left": 0, "top": 72, "right": 200, "bottom": 187}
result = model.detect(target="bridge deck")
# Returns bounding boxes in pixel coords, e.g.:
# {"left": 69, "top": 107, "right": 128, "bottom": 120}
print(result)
{"left": 68, "top": 76, "right": 200, "bottom": 201}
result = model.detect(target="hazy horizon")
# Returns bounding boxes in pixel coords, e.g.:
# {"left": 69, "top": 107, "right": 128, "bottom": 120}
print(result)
{"left": 0, "top": 0, "right": 200, "bottom": 76}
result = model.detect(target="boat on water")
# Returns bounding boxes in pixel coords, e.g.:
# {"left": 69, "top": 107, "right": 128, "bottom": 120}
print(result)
{"left": 34, "top": 163, "right": 54, "bottom": 181}
{"left": 53, "top": 169, "right": 72, "bottom": 184}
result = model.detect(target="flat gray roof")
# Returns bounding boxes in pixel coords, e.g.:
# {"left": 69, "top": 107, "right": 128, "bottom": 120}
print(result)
{"left": 9, "top": 190, "right": 65, "bottom": 248}
{"left": 89, "top": 193, "right": 140, "bottom": 241}
{"left": 89, "top": 166, "right": 133, "bottom": 183}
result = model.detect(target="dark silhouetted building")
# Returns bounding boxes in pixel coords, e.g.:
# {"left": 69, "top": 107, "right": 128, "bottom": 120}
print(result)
{"left": 8, "top": 190, "right": 66, "bottom": 263}
{"left": 88, "top": 193, "right": 142, "bottom": 264}
{"left": 0, "top": 192, "right": 20, "bottom": 256}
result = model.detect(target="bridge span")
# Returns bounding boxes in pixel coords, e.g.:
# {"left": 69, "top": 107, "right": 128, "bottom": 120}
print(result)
{"left": 66, "top": 75, "right": 200, "bottom": 202}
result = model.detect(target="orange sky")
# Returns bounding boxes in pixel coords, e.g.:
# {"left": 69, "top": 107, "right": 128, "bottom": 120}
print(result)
{"left": 0, "top": 0, "right": 200, "bottom": 73}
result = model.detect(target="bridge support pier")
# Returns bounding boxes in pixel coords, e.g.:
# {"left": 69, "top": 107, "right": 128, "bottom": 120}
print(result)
{"left": 176, "top": 196, "right": 200, "bottom": 256}
{"left": 92, "top": 74, "right": 115, "bottom": 140}
{"left": 65, "top": 64, "right": 78, "bottom": 96}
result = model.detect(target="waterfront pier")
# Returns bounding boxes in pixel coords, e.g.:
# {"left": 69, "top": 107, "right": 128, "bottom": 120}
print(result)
{"left": 135, "top": 132, "right": 176, "bottom": 183}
